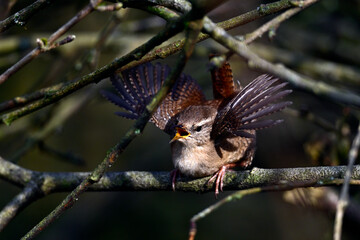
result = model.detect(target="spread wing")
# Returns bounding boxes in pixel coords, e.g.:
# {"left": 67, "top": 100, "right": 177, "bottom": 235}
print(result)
{"left": 211, "top": 74, "right": 292, "bottom": 140}
{"left": 211, "top": 62, "right": 237, "bottom": 100}
{"left": 101, "top": 62, "right": 206, "bottom": 133}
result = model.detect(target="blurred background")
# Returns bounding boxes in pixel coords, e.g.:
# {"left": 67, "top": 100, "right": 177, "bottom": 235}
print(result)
{"left": 1, "top": 0, "right": 360, "bottom": 239}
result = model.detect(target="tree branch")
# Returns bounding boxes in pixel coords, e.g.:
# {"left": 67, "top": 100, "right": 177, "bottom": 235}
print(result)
{"left": 0, "top": 156, "right": 34, "bottom": 187}
{"left": 249, "top": 43, "right": 360, "bottom": 87}
{"left": 0, "top": 182, "right": 41, "bottom": 232}
{"left": 1, "top": 156, "right": 360, "bottom": 193}
{"left": 0, "top": 0, "right": 103, "bottom": 86}
{"left": 218, "top": 0, "right": 318, "bottom": 62}
{"left": 2, "top": 154, "right": 360, "bottom": 234}
{"left": 334, "top": 123, "right": 360, "bottom": 240}
{"left": 0, "top": 0, "right": 53, "bottom": 33}
{"left": 188, "top": 179, "right": 340, "bottom": 240}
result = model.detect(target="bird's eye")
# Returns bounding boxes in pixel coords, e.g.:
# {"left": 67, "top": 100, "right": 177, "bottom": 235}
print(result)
{"left": 195, "top": 126, "right": 202, "bottom": 132}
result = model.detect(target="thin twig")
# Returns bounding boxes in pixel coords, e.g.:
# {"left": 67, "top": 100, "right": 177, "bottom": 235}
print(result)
{"left": 249, "top": 43, "right": 360, "bottom": 87}
{"left": 0, "top": 82, "right": 68, "bottom": 113}
{"left": 245, "top": 1, "right": 310, "bottom": 44}
{"left": 95, "top": 3, "right": 123, "bottom": 12}
{"left": 90, "top": 10, "right": 124, "bottom": 69}
{"left": 0, "top": 182, "right": 40, "bottom": 231}
{"left": 0, "top": 0, "right": 104, "bottom": 85}
{"left": 0, "top": 0, "right": 53, "bottom": 33}
{"left": 334, "top": 123, "right": 360, "bottom": 240}
{"left": 188, "top": 181, "right": 322, "bottom": 240}
{"left": 0, "top": 156, "right": 34, "bottom": 187}
{"left": 212, "top": 0, "right": 318, "bottom": 65}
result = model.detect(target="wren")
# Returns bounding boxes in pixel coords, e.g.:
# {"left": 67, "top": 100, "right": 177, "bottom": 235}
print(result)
{"left": 102, "top": 61, "right": 291, "bottom": 196}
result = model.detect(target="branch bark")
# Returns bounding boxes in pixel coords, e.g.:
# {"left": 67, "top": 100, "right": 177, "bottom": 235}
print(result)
{"left": 1, "top": 156, "right": 360, "bottom": 193}
{"left": 0, "top": 182, "right": 41, "bottom": 232}
{"left": 0, "top": 0, "right": 103, "bottom": 86}
{"left": 334, "top": 123, "right": 360, "bottom": 240}
{"left": 2, "top": 156, "right": 360, "bottom": 235}
{"left": 0, "top": 0, "right": 53, "bottom": 33}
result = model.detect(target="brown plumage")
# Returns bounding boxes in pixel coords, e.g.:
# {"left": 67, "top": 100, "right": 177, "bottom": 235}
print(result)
{"left": 211, "top": 62, "right": 236, "bottom": 99}
{"left": 102, "top": 61, "right": 292, "bottom": 196}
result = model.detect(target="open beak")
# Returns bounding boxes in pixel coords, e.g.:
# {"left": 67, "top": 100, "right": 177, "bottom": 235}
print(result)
{"left": 170, "top": 126, "right": 190, "bottom": 143}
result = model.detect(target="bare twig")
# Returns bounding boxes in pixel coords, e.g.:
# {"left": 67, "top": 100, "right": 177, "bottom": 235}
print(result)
{"left": 188, "top": 187, "right": 261, "bottom": 240}
{"left": 249, "top": 44, "right": 360, "bottom": 87}
{"left": 0, "top": 156, "right": 34, "bottom": 187}
{"left": 95, "top": 3, "right": 123, "bottom": 12}
{"left": 0, "top": 182, "right": 40, "bottom": 231}
{"left": 212, "top": 0, "right": 318, "bottom": 65}
{"left": 0, "top": 82, "right": 68, "bottom": 113}
{"left": 334, "top": 123, "right": 360, "bottom": 240}
{"left": 0, "top": 0, "right": 104, "bottom": 85}
{"left": 0, "top": 0, "right": 53, "bottom": 33}
{"left": 245, "top": 1, "right": 313, "bottom": 44}
{"left": 89, "top": 10, "right": 124, "bottom": 69}
{"left": 284, "top": 187, "right": 360, "bottom": 229}
{"left": 188, "top": 181, "right": 324, "bottom": 240}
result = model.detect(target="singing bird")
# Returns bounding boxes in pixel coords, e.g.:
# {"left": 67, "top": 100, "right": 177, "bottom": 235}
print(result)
{"left": 102, "top": 61, "right": 291, "bottom": 196}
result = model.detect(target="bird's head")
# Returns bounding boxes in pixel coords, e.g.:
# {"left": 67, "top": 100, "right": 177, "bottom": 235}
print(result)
{"left": 170, "top": 105, "right": 217, "bottom": 146}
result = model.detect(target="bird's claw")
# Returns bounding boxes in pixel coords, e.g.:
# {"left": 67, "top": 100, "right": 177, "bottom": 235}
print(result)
{"left": 208, "top": 166, "right": 228, "bottom": 198}
{"left": 170, "top": 169, "right": 179, "bottom": 191}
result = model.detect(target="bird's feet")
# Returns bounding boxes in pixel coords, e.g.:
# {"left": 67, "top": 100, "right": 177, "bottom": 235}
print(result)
{"left": 208, "top": 163, "right": 238, "bottom": 197}
{"left": 170, "top": 169, "right": 179, "bottom": 191}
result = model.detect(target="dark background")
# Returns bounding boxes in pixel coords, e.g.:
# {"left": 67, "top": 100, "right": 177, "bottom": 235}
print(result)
{"left": 1, "top": 0, "right": 360, "bottom": 239}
